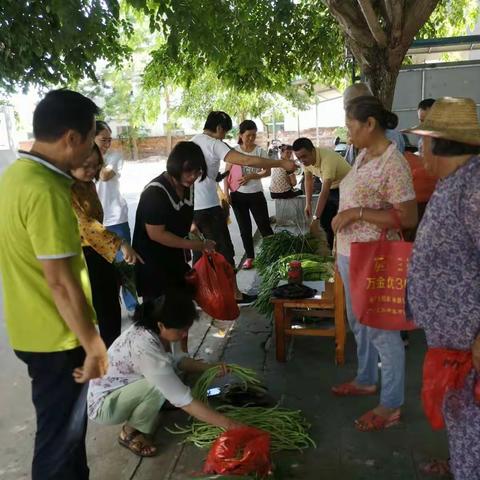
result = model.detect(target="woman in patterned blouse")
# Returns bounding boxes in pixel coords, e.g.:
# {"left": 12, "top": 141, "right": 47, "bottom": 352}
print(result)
{"left": 405, "top": 97, "right": 480, "bottom": 479}
{"left": 71, "top": 144, "right": 142, "bottom": 346}
{"left": 331, "top": 96, "right": 417, "bottom": 431}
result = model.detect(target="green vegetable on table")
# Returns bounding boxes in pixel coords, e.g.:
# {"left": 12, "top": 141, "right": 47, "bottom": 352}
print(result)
{"left": 254, "top": 231, "right": 319, "bottom": 274}
{"left": 254, "top": 252, "right": 335, "bottom": 318}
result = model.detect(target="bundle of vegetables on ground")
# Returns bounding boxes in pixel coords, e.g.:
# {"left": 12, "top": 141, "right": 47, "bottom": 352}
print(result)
{"left": 192, "top": 364, "right": 262, "bottom": 404}
{"left": 254, "top": 252, "right": 335, "bottom": 317}
{"left": 170, "top": 365, "right": 316, "bottom": 453}
{"left": 167, "top": 404, "right": 316, "bottom": 452}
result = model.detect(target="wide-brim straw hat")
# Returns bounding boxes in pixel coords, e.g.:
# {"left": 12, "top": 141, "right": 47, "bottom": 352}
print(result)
{"left": 403, "top": 96, "right": 480, "bottom": 146}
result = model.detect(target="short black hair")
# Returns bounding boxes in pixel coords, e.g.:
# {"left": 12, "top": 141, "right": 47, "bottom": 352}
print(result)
{"left": 346, "top": 95, "right": 398, "bottom": 130}
{"left": 292, "top": 137, "right": 315, "bottom": 152}
{"left": 33, "top": 89, "right": 100, "bottom": 142}
{"left": 133, "top": 290, "right": 198, "bottom": 334}
{"left": 418, "top": 98, "right": 436, "bottom": 110}
{"left": 204, "top": 111, "right": 233, "bottom": 132}
{"left": 167, "top": 141, "right": 207, "bottom": 181}
{"left": 431, "top": 137, "right": 480, "bottom": 156}
{"left": 238, "top": 119, "right": 257, "bottom": 145}
{"left": 96, "top": 120, "right": 112, "bottom": 135}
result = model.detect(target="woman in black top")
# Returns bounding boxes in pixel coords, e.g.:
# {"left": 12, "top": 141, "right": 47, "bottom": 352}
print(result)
{"left": 133, "top": 142, "right": 215, "bottom": 301}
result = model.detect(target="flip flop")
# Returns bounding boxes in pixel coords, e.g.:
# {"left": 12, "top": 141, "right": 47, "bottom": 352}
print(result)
{"left": 354, "top": 409, "right": 401, "bottom": 432}
{"left": 331, "top": 382, "right": 377, "bottom": 396}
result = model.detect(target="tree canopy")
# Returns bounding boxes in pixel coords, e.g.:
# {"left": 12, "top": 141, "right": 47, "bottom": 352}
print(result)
{"left": 0, "top": 0, "right": 129, "bottom": 92}
{"left": 1, "top": 1, "right": 478, "bottom": 109}
{"left": 135, "top": 0, "right": 478, "bottom": 107}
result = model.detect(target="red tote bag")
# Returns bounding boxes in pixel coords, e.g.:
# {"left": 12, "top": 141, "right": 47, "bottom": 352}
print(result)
{"left": 349, "top": 229, "right": 416, "bottom": 331}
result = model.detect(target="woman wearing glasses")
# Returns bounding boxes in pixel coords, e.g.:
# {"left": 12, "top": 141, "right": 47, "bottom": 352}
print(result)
{"left": 95, "top": 121, "right": 138, "bottom": 314}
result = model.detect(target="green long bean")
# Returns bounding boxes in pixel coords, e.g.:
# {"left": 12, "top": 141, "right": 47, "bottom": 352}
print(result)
{"left": 192, "top": 364, "right": 262, "bottom": 403}
{"left": 167, "top": 404, "right": 316, "bottom": 452}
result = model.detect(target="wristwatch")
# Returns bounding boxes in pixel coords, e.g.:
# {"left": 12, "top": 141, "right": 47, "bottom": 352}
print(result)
{"left": 312, "top": 215, "right": 319, "bottom": 221}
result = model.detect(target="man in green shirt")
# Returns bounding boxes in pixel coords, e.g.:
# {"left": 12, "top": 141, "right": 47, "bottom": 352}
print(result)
{"left": 0, "top": 90, "right": 108, "bottom": 479}
{"left": 293, "top": 137, "right": 351, "bottom": 250}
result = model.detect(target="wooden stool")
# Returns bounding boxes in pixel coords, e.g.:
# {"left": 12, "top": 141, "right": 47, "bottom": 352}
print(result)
{"left": 271, "top": 269, "right": 346, "bottom": 364}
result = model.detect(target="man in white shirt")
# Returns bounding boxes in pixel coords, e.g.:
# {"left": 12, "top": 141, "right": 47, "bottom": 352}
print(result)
{"left": 192, "top": 111, "right": 295, "bottom": 304}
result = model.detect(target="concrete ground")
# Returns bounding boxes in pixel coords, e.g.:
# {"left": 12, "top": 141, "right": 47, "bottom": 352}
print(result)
{"left": 0, "top": 159, "right": 451, "bottom": 479}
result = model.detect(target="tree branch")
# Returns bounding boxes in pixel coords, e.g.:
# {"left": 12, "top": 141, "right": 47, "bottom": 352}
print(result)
{"left": 321, "top": 0, "right": 375, "bottom": 48}
{"left": 401, "top": 0, "right": 440, "bottom": 47}
{"left": 357, "top": 0, "right": 388, "bottom": 47}
{"left": 376, "top": 0, "right": 391, "bottom": 30}
{"left": 383, "top": 0, "right": 394, "bottom": 22}
{"left": 391, "top": 0, "right": 404, "bottom": 47}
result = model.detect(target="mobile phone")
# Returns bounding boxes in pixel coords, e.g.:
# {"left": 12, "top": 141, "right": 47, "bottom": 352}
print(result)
{"left": 206, "top": 387, "right": 221, "bottom": 397}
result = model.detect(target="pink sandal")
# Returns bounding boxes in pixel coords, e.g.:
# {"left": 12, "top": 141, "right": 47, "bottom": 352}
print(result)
{"left": 331, "top": 382, "right": 377, "bottom": 397}
{"left": 420, "top": 459, "right": 451, "bottom": 476}
{"left": 354, "top": 409, "right": 401, "bottom": 432}
{"left": 242, "top": 258, "right": 254, "bottom": 270}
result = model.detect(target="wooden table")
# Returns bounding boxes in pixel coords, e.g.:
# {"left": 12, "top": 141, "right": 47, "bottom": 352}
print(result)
{"left": 271, "top": 270, "right": 346, "bottom": 364}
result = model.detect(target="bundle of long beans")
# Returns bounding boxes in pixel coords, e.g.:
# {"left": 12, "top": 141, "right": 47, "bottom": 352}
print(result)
{"left": 254, "top": 231, "right": 318, "bottom": 275}
{"left": 167, "top": 404, "right": 316, "bottom": 452}
{"left": 192, "top": 364, "right": 262, "bottom": 403}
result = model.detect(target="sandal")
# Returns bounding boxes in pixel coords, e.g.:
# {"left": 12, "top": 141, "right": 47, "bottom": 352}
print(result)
{"left": 118, "top": 426, "right": 158, "bottom": 457}
{"left": 354, "top": 409, "right": 401, "bottom": 432}
{"left": 242, "top": 258, "right": 254, "bottom": 270}
{"left": 331, "top": 382, "right": 377, "bottom": 397}
{"left": 420, "top": 459, "right": 451, "bottom": 477}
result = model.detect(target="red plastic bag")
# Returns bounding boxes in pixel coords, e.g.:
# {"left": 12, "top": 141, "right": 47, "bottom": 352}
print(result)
{"left": 203, "top": 427, "right": 271, "bottom": 477}
{"left": 404, "top": 151, "right": 438, "bottom": 203}
{"left": 349, "top": 229, "right": 416, "bottom": 330}
{"left": 189, "top": 252, "right": 240, "bottom": 320}
{"left": 422, "top": 348, "right": 473, "bottom": 429}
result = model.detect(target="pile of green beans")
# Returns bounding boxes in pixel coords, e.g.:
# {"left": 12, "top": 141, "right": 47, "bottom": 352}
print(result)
{"left": 192, "top": 365, "right": 262, "bottom": 403}
{"left": 167, "top": 404, "right": 316, "bottom": 452}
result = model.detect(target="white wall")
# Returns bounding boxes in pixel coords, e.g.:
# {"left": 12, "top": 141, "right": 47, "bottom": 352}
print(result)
{"left": 283, "top": 96, "right": 344, "bottom": 132}
{"left": 0, "top": 107, "right": 18, "bottom": 175}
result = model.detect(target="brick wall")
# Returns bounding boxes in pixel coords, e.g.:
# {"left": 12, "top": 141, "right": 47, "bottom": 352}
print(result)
{"left": 18, "top": 127, "right": 340, "bottom": 160}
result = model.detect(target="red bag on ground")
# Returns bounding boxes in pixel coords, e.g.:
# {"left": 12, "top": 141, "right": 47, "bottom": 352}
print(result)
{"left": 422, "top": 348, "right": 473, "bottom": 430}
{"left": 189, "top": 252, "right": 240, "bottom": 320}
{"left": 349, "top": 228, "right": 416, "bottom": 330}
{"left": 203, "top": 427, "right": 272, "bottom": 477}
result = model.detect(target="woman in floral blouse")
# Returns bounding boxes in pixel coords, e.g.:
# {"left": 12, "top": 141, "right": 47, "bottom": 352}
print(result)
{"left": 71, "top": 144, "right": 142, "bottom": 346}
{"left": 331, "top": 95, "right": 417, "bottom": 431}
{"left": 88, "top": 291, "right": 244, "bottom": 457}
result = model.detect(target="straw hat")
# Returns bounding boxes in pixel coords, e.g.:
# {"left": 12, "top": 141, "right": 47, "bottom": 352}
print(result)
{"left": 403, "top": 97, "right": 480, "bottom": 146}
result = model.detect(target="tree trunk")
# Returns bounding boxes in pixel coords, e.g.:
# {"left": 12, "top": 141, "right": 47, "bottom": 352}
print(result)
{"left": 165, "top": 88, "right": 172, "bottom": 154}
{"left": 360, "top": 47, "right": 403, "bottom": 109}
{"left": 323, "top": 0, "right": 441, "bottom": 111}
{"left": 131, "top": 129, "right": 139, "bottom": 162}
